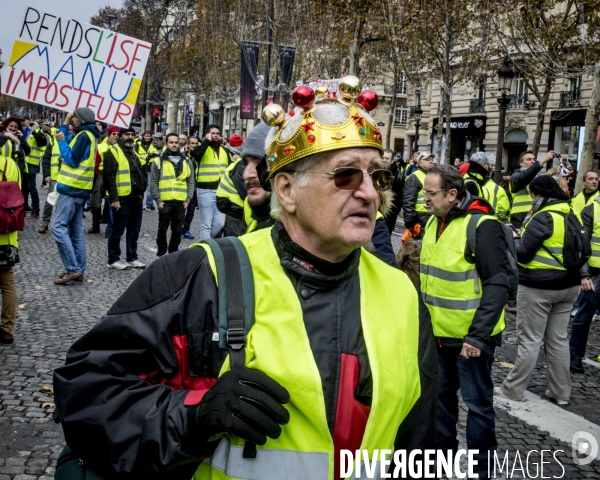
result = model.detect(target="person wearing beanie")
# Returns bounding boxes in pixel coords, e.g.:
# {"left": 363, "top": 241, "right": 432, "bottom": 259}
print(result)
{"left": 190, "top": 124, "right": 231, "bottom": 239}
{"left": 149, "top": 133, "right": 195, "bottom": 257}
{"left": 496, "top": 175, "right": 591, "bottom": 406}
{"left": 143, "top": 133, "right": 166, "bottom": 211}
{"left": 229, "top": 133, "right": 244, "bottom": 148}
{"left": 54, "top": 78, "right": 430, "bottom": 478}
{"left": 463, "top": 152, "right": 510, "bottom": 221}
{"left": 103, "top": 127, "right": 147, "bottom": 269}
{"left": 51, "top": 108, "right": 101, "bottom": 285}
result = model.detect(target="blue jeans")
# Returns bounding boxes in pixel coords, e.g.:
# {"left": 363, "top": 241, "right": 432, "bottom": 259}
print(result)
{"left": 145, "top": 172, "right": 154, "bottom": 208}
{"left": 570, "top": 276, "right": 599, "bottom": 363}
{"left": 51, "top": 194, "right": 86, "bottom": 274}
{"left": 437, "top": 345, "right": 496, "bottom": 478}
{"left": 198, "top": 188, "right": 225, "bottom": 240}
{"left": 108, "top": 197, "right": 143, "bottom": 264}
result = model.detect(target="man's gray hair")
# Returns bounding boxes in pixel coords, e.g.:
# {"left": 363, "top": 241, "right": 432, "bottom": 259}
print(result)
{"left": 269, "top": 152, "right": 331, "bottom": 219}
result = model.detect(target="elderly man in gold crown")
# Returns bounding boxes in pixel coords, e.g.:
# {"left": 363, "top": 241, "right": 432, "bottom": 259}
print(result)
{"left": 53, "top": 76, "right": 428, "bottom": 480}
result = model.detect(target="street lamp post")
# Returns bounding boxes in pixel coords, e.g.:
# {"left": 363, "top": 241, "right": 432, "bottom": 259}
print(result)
{"left": 494, "top": 59, "right": 514, "bottom": 184}
{"left": 413, "top": 105, "right": 423, "bottom": 154}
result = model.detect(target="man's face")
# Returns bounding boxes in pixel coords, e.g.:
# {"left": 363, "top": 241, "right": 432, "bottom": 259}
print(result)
{"left": 121, "top": 132, "right": 135, "bottom": 146}
{"left": 454, "top": 158, "right": 461, "bottom": 166}
{"left": 412, "top": 153, "right": 419, "bottom": 163}
{"left": 275, "top": 148, "right": 381, "bottom": 259}
{"left": 95, "top": 122, "right": 103, "bottom": 132}
{"left": 70, "top": 116, "right": 81, "bottom": 129}
{"left": 188, "top": 137, "right": 199, "bottom": 149}
{"left": 520, "top": 153, "right": 536, "bottom": 168}
{"left": 167, "top": 136, "right": 180, "bottom": 152}
{"left": 424, "top": 172, "right": 458, "bottom": 217}
{"left": 209, "top": 128, "right": 220, "bottom": 143}
{"left": 382, "top": 151, "right": 393, "bottom": 167}
{"left": 419, "top": 156, "right": 434, "bottom": 171}
{"left": 482, "top": 162, "right": 490, "bottom": 171}
{"left": 243, "top": 156, "right": 270, "bottom": 207}
{"left": 584, "top": 172, "right": 599, "bottom": 192}
{"left": 143, "top": 133, "right": 152, "bottom": 142}
{"left": 178, "top": 135, "right": 187, "bottom": 147}
{"left": 152, "top": 136, "right": 163, "bottom": 145}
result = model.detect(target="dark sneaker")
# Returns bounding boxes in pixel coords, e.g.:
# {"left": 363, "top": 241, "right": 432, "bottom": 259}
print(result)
{"left": 181, "top": 231, "right": 194, "bottom": 239}
{"left": 38, "top": 224, "right": 49, "bottom": 234}
{"left": 570, "top": 358, "right": 585, "bottom": 374}
{"left": 88, "top": 227, "right": 100, "bottom": 234}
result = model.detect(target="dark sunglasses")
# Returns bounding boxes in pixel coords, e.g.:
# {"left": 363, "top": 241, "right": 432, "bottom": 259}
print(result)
{"left": 289, "top": 167, "right": 392, "bottom": 191}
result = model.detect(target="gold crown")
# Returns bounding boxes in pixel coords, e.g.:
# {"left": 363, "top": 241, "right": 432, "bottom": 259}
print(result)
{"left": 262, "top": 77, "right": 383, "bottom": 178}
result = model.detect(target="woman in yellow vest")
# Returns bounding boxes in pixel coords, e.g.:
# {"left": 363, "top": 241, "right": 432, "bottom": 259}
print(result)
{"left": 1, "top": 117, "right": 31, "bottom": 203}
{"left": 149, "top": 133, "right": 195, "bottom": 257}
{"left": 496, "top": 176, "right": 589, "bottom": 406}
{"left": 54, "top": 79, "right": 425, "bottom": 479}
{"left": 0, "top": 156, "right": 21, "bottom": 344}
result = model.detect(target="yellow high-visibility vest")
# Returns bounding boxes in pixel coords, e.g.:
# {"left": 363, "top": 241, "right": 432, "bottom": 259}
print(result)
{"left": 407, "top": 169, "right": 427, "bottom": 212}
{"left": 196, "top": 145, "right": 229, "bottom": 185}
{"left": 154, "top": 156, "right": 191, "bottom": 202}
{"left": 56, "top": 131, "right": 96, "bottom": 191}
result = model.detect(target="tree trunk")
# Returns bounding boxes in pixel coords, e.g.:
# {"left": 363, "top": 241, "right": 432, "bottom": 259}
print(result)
{"left": 575, "top": 64, "right": 600, "bottom": 195}
{"left": 168, "top": 77, "right": 181, "bottom": 133}
{"left": 436, "top": 94, "right": 444, "bottom": 159}
{"left": 444, "top": 91, "right": 452, "bottom": 165}
{"left": 531, "top": 75, "right": 553, "bottom": 156}
{"left": 348, "top": 19, "right": 363, "bottom": 76}
{"left": 385, "top": 72, "right": 399, "bottom": 150}
{"left": 218, "top": 101, "right": 225, "bottom": 133}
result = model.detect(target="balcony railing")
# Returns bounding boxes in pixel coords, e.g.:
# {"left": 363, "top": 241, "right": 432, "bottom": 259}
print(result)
{"left": 508, "top": 94, "right": 530, "bottom": 109}
{"left": 559, "top": 90, "right": 581, "bottom": 108}
{"left": 469, "top": 99, "right": 485, "bottom": 113}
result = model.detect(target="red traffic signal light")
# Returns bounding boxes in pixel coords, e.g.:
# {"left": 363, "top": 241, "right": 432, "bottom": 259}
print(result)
{"left": 154, "top": 109, "right": 160, "bottom": 115}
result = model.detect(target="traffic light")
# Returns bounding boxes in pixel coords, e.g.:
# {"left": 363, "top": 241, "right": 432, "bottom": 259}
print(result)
{"left": 153, "top": 109, "right": 160, "bottom": 124}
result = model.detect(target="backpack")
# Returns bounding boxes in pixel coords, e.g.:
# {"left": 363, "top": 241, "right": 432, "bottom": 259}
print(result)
{"left": 465, "top": 214, "right": 519, "bottom": 296}
{"left": 0, "top": 158, "right": 25, "bottom": 234}
{"left": 541, "top": 210, "right": 591, "bottom": 270}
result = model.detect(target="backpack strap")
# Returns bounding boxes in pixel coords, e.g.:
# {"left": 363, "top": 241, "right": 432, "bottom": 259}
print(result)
{"left": 540, "top": 210, "right": 566, "bottom": 266}
{"left": 1, "top": 158, "right": 7, "bottom": 182}
{"left": 201, "top": 237, "right": 257, "bottom": 459}
{"left": 465, "top": 213, "right": 483, "bottom": 263}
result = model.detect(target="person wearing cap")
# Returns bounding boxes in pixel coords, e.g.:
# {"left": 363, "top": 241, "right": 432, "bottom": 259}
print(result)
{"left": 51, "top": 108, "right": 101, "bottom": 285}
{"left": 509, "top": 150, "right": 555, "bottom": 229}
{"left": 190, "top": 124, "right": 231, "bottom": 239}
{"left": 496, "top": 176, "right": 591, "bottom": 406}
{"left": 402, "top": 152, "right": 434, "bottom": 238}
{"left": 420, "top": 164, "right": 509, "bottom": 477}
{"left": 144, "top": 133, "right": 166, "bottom": 211}
{"left": 54, "top": 77, "right": 427, "bottom": 478}
{"left": 149, "top": 133, "right": 195, "bottom": 257}
{"left": 463, "top": 152, "right": 510, "bottom": 221}
{"left": 103, "top": 128, "right": 147, "bottom": 270}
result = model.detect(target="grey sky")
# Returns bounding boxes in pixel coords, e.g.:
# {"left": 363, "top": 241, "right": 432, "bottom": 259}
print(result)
{"left": 0, "top": 0, "right": 124, "bottom": 63}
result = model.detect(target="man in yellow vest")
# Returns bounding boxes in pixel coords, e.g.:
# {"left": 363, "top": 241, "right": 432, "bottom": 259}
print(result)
{"left": 402, "top": 151, "right": 434, "bottom": 238}
{"left": 144, "top": 132, "right": 166, "bottom": 211}
{"left": 52, "top": 108, "right": 101, "bottom": 285}
{"left": 420, "top": 164, "right": 509, "bottom": 477}
{"left": 149, "top": 133, "right": 195, "bottom": 257}
{"left": 463, "top": 152, "right": 510, "bottom": 221}
{"left": 509, "top": 149, "right": 554, "bottom": 229}
{"left": 191, "top": 124, "right": 230, "bottom": 239}
{"left": 216, "top": 157, "right": 247, "bottom": 237}
{"left": 103, "top": 128, "right": 147, "bottom": 270}
{"left": 181, "top": 136, "right": 200, "bottom": 239}
{"left": 572, "top": 170, "right": 599, "bottom": 217}
{"left": 0, "top": 155, "right": 21, "bottom": 344}
{"left": 54, "top": 78, "right": 427, "bottom": 478}
{"left": 24, "top": 122, "right": 48, "bottom": 219}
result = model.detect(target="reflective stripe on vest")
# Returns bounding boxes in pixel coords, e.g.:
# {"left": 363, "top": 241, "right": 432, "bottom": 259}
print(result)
{"left": 136, "top": 142, "right": 152, "bottom": 166}
{"left": 518, "top": 203, "right": 569, "bottom": 271}
{"left": 26, "top": 135, "right": 43, "bottom": 166}
{"left": 97, "top": 143, "right": 111, "bottom": 172}
{"left": 482, "top": 180, "right": 510, "bottom": 221}
{"left": 57, "top": 131, "right": 96, "bottom": 190}
{"left": 156, "top": 157, "right": 190, "bottom": 201}
{"left": 192, "top": 227, "right": 420, "bottom": 480}
{"left": 420, "top": 213, "right": 505, "bottom": 339}
{"left": 589, "top": 198, "right": 600, "bottom": 268}
{"left": 109, "top": 145, "right": 133, "bottom": 196}
{"left": 408, "top": 169, "right": 427, "bottom": 212}
{"left": 242, "top": 197, "right": 258, "bottom": 234}
{"left": 1, "top": 141, "right": 13, "bottom": 160}
{"left": 196, "top": 146, "right": 229, "bottom": 183}
{"left": 49, "top": 139, "right": 62, "bottom": 181}
{"left": 216, "top": 159, "right": 244, "bottom": 207}
{"left": 509, "top": 180, "right": 532, "bottom": 215}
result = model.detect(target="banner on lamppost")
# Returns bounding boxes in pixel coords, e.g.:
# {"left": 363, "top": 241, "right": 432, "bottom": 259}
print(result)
{"left": 240, "top": 41, "right": 259, "bottom": 120}
{"left": 184, "top": 104, "right": 190, "bottom": 127}
{"left": 279, "top": 46, "right": 295, "bottom": 112}
{"left": 3, "top": 6, "right": 152, "bottom": 128}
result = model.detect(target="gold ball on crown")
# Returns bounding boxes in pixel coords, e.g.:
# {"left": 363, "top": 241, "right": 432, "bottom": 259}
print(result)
{"left": 261, "top": 104, "right": 285, "bottom": 127}
{"left": 338, "top": 76, "right": 362, "bottom": 99}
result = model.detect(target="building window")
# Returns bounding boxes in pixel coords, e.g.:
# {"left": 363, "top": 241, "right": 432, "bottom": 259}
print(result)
{"left": 509, "top": 75, "right": 528, "bottom": 109}
{"left": 415, "top": 88, "right": 421, "bottom": 107}
{"left": 394, "top": 107, "right": 407, "bottom": 127}
{"left": 569, "top": 75, "right": 582, "bottom": 92}
{"left": 397, "top": 72, "right": 407, "bottom": 96}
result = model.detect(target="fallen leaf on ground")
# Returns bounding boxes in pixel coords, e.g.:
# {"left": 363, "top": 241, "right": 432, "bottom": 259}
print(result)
{"left": 42, "top": 403, "right": 55, "bottom": 409}
{"left": 144, "top": 234, "right": 150, "bottom": 237}
{"left": 498, "top": 362, "right": 514, "bottom": 369}
{"left": 86, "top": 279, "right": 94, "bottom": 283}
{"left": 39, "top": 386, "right": 54, "bottom": 394}
{"left": 34, "top": 285, "right": 46, "bottom": 290}
{"left": 18, "top": 304, "right": 26, "bottom": 309}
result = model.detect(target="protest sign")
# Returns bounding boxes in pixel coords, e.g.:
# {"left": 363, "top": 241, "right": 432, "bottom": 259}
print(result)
{"left": 2, "top": 6, "right": 152, "bottom": 128}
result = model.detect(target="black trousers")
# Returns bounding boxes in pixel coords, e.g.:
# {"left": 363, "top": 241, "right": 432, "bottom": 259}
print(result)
{"left": 182, "top": 189, "right": 198, "bottom": 233}
{"left": 157, "top": 203, "right": 185, "bottom": 256}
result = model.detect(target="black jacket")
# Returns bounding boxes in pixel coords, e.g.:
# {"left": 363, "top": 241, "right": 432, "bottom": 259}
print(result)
{"left": 53, "top": 222, "right": 431, "bottom": 476}
{"left": 402, "top": 167, "right": 431, "bottom": 230}
{"left": 509, "top": 161, "right": 543, "bottom": 228}
{"left": 432, "top": 193, "right": 510, "bottom": 349}
{"left": 103, "top": 141, "right": 147, "bottom": 202}
{"left": 516, "top": 199, "right": 585, "bottom": 289}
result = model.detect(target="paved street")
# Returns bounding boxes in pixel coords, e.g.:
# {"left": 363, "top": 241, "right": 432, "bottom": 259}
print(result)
{"left": 1, "top": 185, "right": 600, "bottom": 479}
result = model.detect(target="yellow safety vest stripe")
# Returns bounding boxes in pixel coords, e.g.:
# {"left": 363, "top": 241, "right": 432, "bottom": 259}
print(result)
{"left": 509, "top": 180, "right": 532, "bottom": 215}
{"left": 408, "top": 169, "right": 427, "bottom": 212}
{"left": 109, "top": 145, "right": 133, "bottom": 197}
{"left": 482, "top": 180, "right": 510, "bottom": 221}
{"left": 572, "top": 191, "right": 599, "bottom": 217}
{"left": 0, "top": 157, "right": 21, "bottom": 247}
{"left": 56, "top": 131, "right": 96, "bottom": 190}
{"left": 196, "top": 146, "right": 229, "bottom": 184}
{"left": 216, "top": 159, "right": 244, "bottom": 207}
{"left": 590, "top": 198, "right": 600, "bottom": 268}
{"left": 155, "top": 157, "right": 191, "bottom": 202}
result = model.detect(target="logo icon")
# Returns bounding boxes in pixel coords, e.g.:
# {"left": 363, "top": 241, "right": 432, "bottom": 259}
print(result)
{"left": 573, "top": 431, "right": 598, "bottom": 465}
{"left": 474, "top": 119, "right": 484, "bottom": 129}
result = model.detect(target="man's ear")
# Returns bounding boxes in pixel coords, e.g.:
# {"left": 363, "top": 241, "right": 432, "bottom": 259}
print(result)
{"left": 273, "top": 172, "right": 297, "bottom": 214}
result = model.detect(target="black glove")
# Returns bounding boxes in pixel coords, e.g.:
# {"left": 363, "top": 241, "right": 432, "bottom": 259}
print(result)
{"left": 187, "top": 368, "right": 290, "bottom": 451}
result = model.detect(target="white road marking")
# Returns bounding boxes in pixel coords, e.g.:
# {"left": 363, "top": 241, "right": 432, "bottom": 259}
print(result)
{"left": 494, "top": 390, "right": 600, "bottom": 459}
{"left": 584, "top": 358, "right": 600, "bottom": 369}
